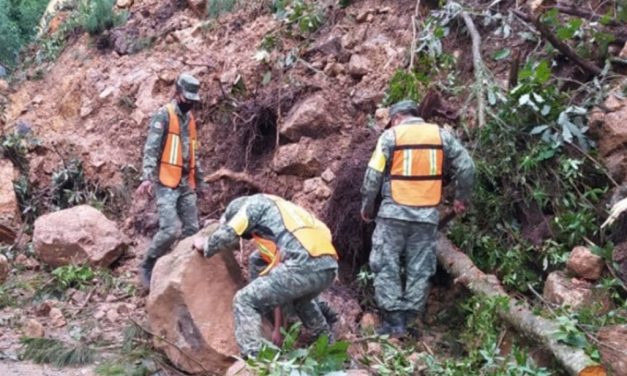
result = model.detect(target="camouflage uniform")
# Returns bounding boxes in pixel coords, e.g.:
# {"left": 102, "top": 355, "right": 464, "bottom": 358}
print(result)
{"left": 140, "top": 75, "right": 204, "bottom": 279}
{"left": 361, "top": 115, "right": 474, "bottom": 319}
{"left": 203, "top": 194, "right": 338, "bottom": 357}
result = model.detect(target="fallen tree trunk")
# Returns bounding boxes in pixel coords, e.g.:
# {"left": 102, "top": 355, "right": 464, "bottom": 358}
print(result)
{"left": 436, "top": 234, "right": 606, "bottom": 376}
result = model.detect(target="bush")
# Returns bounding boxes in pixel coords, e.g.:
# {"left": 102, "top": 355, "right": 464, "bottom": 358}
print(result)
{"left": 0, "top": 0, "right": 49, "bottom": 67}
{"left": 79, "top": 0, "right": 127, "bottom": 36}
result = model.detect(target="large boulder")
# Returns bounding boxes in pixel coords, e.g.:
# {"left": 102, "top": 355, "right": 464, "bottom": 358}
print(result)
{"left": 280, "top": 94, "right": 336, "bottom": 141}
{"left": 543, "top": 271, "right": 611, "bottom": 311}
{"left": 0, "top": 159, "right": 20, "bottom": 239}
{"left": 273, "top": 138, "right": 322, "bottom": 177}
{"left": 597, "top": 324, "right": 627, "bottom": 376}
{"left": 147, "top": 223, "right": 244, "bottom": 374}
{"left": 566, "top": 246, "right": 605, "bottom": 281}
{"left": 33, "top": 205, "right": 128, "bottom": 267}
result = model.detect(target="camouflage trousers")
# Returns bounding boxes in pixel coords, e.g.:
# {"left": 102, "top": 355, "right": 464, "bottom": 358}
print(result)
{"left": 142, "top": 183, "right": 199, "bottom": 265}
{"left": 369, "top": 218, "right": 437, "bottom": 314}
{"left": 234, "top": 256, "right": 337, "bottom": 356}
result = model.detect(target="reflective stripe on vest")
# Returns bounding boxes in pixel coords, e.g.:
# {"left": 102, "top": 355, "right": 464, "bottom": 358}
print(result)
{"left": 158, "top": 104, "right": 197, "bottom": 189}
{"left": 390, "top": 122, "right": 443, "bottom": 207}
{"left": 251, "top": 195, "right": 338, "bottom": 275}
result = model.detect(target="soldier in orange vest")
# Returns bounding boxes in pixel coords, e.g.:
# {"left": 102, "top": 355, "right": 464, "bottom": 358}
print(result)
{"left": 361, "top": 99, "right": 475, "bottom": 337}
{"left": 136, "top": 73, "right": 203, "bottom": 289}
{"left": 192, "top": 194, "right": 338, "bottom": 358}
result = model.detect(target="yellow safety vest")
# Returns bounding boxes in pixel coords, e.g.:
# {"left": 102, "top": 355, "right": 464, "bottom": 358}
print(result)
{"left": 253, "top": 195, "right": 338, "bottom": 276}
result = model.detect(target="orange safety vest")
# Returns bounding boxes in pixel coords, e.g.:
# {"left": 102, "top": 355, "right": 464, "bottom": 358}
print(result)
{"left": 252, "top": 195, "right": 338, "bottom": 276}
{"left": 159, "top": 103, "right": 198, "bottom": 189}
{"left": 389, "top": 122, "right": 443, "bottom": 207}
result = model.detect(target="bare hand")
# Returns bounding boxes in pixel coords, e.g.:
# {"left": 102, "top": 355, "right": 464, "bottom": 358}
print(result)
{"left": 271, "top": 329, "right": 283, "bottom": 347}
{"left": 453, "top": 200, "right": 467, "bottom": 215}
{"left": 360, "top": 210, "right": 373, "bottom": 223}
{"left": 136, "top": 180, "right": 153, "bottom": 198}
{"left": 192, "top": 236, "right": 205, "bottom": 255}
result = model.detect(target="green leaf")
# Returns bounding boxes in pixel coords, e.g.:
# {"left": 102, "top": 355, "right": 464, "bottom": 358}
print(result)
{"left": 535, "top": 61, "right": 551, "bottom": 85}
{"left": 492, "top": 48, "right": 510, "bottom": 61}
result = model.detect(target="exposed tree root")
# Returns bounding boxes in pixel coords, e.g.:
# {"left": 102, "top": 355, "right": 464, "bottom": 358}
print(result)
{"left": 204, "top": 168, "right": 264, "bottom": 192}
{"left": 437, "top": 235, "right": 607, "bottom": 376}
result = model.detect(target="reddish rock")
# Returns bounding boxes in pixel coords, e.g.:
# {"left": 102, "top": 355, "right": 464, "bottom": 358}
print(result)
{"left": 0, "top": 159, "right": 20, "bottom": 235}
{"left": 33, "top": 205, "right": 128, "bottom": 267}
{"left": 280, "top": 94, "right": 336, "bottom": 141}
{"left": 348, "top": 54, "right": 370, "bottom": 78}
{"left": 0, "top": 254, "right": 9, "bottom": 283}
{"left": 49, "top": 307, "right": 66, "bottom": 328}
{"left": 273, "top": 139, "right": 322, "bottom": 177}
{"left": 589, "top": 93, "right": 627, "bottom": 158}
{"left": 543, "top": 271, "right": 611, "bottom": 311}
{"left": 147, "top": 224, "right": 244, "bottom": 374}
{"left": 359, "top": 312, "right": 379, "bottom": 331}
{"left": 597, "top": 324, "right": 627, "bottom": 376}
{"left": 566, "top": 246, "right": 605, "bottom": 281}
{"left": 23, "top": 319, "right": 45, "bottom": 338}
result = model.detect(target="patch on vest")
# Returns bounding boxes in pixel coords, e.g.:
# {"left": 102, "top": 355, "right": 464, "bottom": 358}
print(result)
{"left": 152, "top": 121, "right": 163, "bottom": 129}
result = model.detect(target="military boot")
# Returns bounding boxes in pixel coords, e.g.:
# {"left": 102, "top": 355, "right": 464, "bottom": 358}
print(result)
{"left": 319, "top": 300, "right": 339, "bottom": 327}
{"left": 403, "top": 310, "right": 421, "bottom": 339}
{"left": 139, "top": 256, "right": 157, "bottom": 290}
{"left": 376, "top": 311, "right": 406, "bottom": 338}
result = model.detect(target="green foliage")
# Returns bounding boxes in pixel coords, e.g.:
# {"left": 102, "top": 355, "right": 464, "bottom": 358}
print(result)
{"left": 246, "top": 323, "right": 349, "bottom": 375}
{"left": 359, "top": 338, "right": 421, "bottom": 375}
{"left": 273, "top": 0, "right": 325, "bottom": 36}
{"left": 78, "top": 0, "right": 127, "bottom": 36}
{"left": 424, "top": 296, "right": 551, "bottom": 375}
{"left": 541, "top": 10, "right": 615, "bottom": 58}
{"left": 51, "top": 264, "right": 96, "bottom": 290}
{"left": 0, "top": 284, "right": 17, "bottom": 309}
{"left": 207, "top": 0, "right": 237, "bottom": 18}
{"left": 383, "top": 69, "right": 428, "bottom": 107}
{"left": 52, "top": 158, "right": 112, "bottom": 210}
{"left": 19, "top": 337, "right": 96, "bottom": 366}
{"left": 95, "top": 323, "right": 155, "bottom": 376}
{"left": 449, "top": 58, "right": 609, "bottom": 293}
{"left": 0, "top": 0, "right": 49, "bottom": 67}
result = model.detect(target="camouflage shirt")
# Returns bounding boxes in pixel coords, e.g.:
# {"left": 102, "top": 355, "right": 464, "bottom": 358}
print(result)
{"left": 203, "top": 194, "right": 338, "bottom": 271}
{"left": 361, "top": 117, "right": 475, "bottom": 224}
{"left": 141, "top": 101, "right": 203, "bottom": 187}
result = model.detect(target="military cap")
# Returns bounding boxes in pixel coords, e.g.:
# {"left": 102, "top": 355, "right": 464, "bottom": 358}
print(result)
{"left": 176, "top": 73, "right": 201, "bottom": 102}
{"left": 389, "top": 99, "right": 419, "bottom": 118}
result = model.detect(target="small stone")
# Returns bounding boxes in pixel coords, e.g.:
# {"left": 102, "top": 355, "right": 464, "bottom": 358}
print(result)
{"left": 165, "top": 34, "right": 175, "bottom": 44}
{"left": 70, "top": 290, "right": 87, "bottom": 305}
{"left": 566, "top": 246, "right": 605, "bottom": 281}
{"left": 355, "top": 10, "right": 373, "bottom": 23}
{"left": 0, "top": 254, "right": 9, "bottom": 283}
{"left": 80, "top": 105, "right": 93, "bottom": 118}
{"left": 117, "top": 303, "right": 132, "bottom": 315}
{"left": 366, "top": 13, "right": 374, "bottom": 22}
{"left": 94, "top": 308, "right": 106, "bottom": 320}
{"left": 321, "top": 169, "right": 335, "bottom": 183}
{"left": 34, "top": 301, "right": 52, "bottom": 317}
{"left": 99, "top": 87, "right": 115, "bottom": 99}
{"left": 348, "top": 54, "right": 370, "bottom": 78}
{"left": 377, "top": 6, "right": 392, "bottom": 13}
{"left": 106, "top": 308, "right": 119, "bottom": 323}
{"left": 0, "top": 79, "right": 8, "bottom": 92}
{"left": 366, "top": 341, "right": 382, "bottom": 356}
{"left": 32, "top": 95, "right": 44, "bottom": 105}
{"left": 375, "top": 108, "right": 390, "bottom": 127}
{"left": 49, "top": 307, "right": 66, "bottom": 328}
{"left": 23, "top": 319, "right": 45, "bottom": 338}
{"left": 359, "top": 312, "right": 379, "bottom": 330}
{"left": 116, "top": 0, "right": 133, "bottom": 8}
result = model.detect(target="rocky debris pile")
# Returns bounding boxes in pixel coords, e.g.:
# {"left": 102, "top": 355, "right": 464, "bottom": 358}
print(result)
{"left": 146, "top": 223, "right": 244, "bottom": 374}
{"left": 0, "top": 159, "right": 21, "bottom": 241}
{"left": 33, "top": 205, "right": 129, "bottom": 267}
{"left": 543, "top": 246, "right": 610, "bottom": 311}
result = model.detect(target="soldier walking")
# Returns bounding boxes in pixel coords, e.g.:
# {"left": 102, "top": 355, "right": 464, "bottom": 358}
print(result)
{"left": 192, "top": 194, "right": 338, "bottom": 358}
{"left": 361, "top": 99, "right": 475, "bottom": 337}
{"left": 136, "top": 73, "right": 203, "bottom": 289}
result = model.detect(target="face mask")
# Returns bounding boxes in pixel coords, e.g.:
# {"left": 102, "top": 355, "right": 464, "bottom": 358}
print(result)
{"left": 178, "top": 100, "right": 194, "bottom": 113}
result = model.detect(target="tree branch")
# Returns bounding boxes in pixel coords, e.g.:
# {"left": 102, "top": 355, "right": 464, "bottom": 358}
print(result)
{"left": 460, "top": 11, "right": 486, "bottom": 128}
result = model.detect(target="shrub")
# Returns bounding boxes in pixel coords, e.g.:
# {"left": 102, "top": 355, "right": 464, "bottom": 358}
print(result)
{"left": 78, "top": 0, "right": 127, "bottom": 36}
{"left": 0, "top": 0, "right": 49, "bottom": 67}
